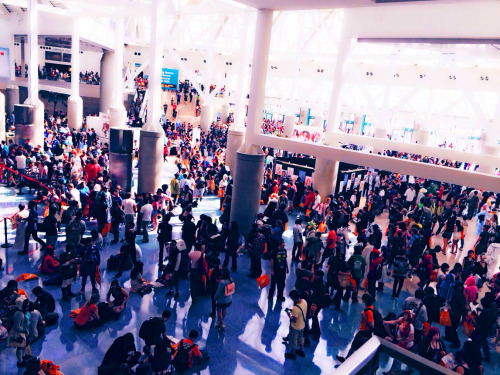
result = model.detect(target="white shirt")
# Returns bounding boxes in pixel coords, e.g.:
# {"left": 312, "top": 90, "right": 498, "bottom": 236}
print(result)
{"left": 69, "top": 188, "right": 81, "bottom": 206}
{"left": 15, "top": 155, "right": 26, "bottom": 169}
{"left": 123, "top": 198, "right": 136, "bottom": 215}
{"left": 140, "top": 203, "right": 153, "bottom": 221}
{"left": 404, "top": 188, "right": 416, "bottom": 202}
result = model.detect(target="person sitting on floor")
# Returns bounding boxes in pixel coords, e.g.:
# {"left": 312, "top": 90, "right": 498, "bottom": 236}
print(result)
{"left": 74, "top": 294, "right": 102, "bottom": 330}
{"left": 39, "top": 246, "right": 59, "bottom": 275}
{"left": 106, "top": 279, "right": 129, "bottom": 317}
{"left": 172, "top": 329, "right": 209, "bottom": 372}
{"left": 129, "top": 268, "right": 152, "bottom": 296}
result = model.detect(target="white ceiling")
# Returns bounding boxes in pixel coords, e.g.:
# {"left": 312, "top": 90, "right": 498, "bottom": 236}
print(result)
{"left": 231, "top": 0, "right": 484, "bottom": 11}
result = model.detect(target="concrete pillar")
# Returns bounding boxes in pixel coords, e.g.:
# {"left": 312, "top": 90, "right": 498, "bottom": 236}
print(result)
{"left": 27, "top": 0, "right": 39, "bottom": 100}
{"left": 221, "top": 103, "right": 229, "bottom": 124}
{"left": 109, "top": 18, "right": 126, "bottom": 122}
{"left": 299, "top": 108, "right": 307, "bottom": 124}
{"left": 0, "top": 92, "right": 5, "bottom": 142}
{"left": 109, "top": 106, "right": 126, "bottom": 128}
{"left": 282, "top": 114, "right": 295, "bottom": 138}
{"left": 137, "top": 0, "right": 166, "bottom": 194}
{"left": 245, "top": 9, "right": 273, "bottom": 143}
{"left": 233, "top": 13, "right": 251, "bottom": 132}
{"left": 372, "top": 127, "right": 388, "bottom": 155}
{"left": 226, "top": 129, "right": 245, "bottom": 176}
{"left": 478, "top": 131, "right": 499, "bottom": 174}
{"left": 5, "top": 85, "right": 20, "bottom": 115}
{"left": 137, "top": 130, "right": 164, "bottom": 193}
{"left": 99, "top": 50, "right": 115, "bottom": 113}
{"left": 109, "top": 128, "right": 133, "bottom": 192}
{"left": 200, "top": 104, "right": 213, "bottom": 131}
{"left": 67, "top": 96, "right": 83, "bottom": 131}
{"left": 21, "top": 99, "right": 44, "bottom": 148}
{"left": 230, "top": 144, "right": 265, "bottom": 236}
{"left": 324, "top": 18, "right": 351, "bottom": 146}
{"left": 314, "top": 156, "right": 339, "bottom": 198}
{"left": 68, "top": 19, "right": 83, "bottom": 131}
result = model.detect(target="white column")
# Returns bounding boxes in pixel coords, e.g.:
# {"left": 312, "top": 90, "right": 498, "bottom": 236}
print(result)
{"left": 373, "top": 127, "right": 388, "bottom": 155}
{"left": 138, "top": 0, "right": 167, "bottom": 194}
{"left": 353, "top": 115, "right": 362, "bottom": 134}
{"left": 220, "top": 103, "right": 229, "bottom": 124}
{"left": 99, "top": 50, "right": 115, "bottom": 114}
{"left": 245, "top": 9, "right": 273, "bottom": 143}
{"left": 324, "top": 18, "right": 351, "bottom": 146}
{"left": 24, "top": 0, "right": 44, "bottom": 148}
{"left": 477, "top": 131, "right": 500, "bottom": 174}
{"left": 199, "top": 104, "right": 213, "bottom": 131}
{"left": 225, "top": 14, "right": 251, "bottom": 175}
{"left": 0, "top": 92, "right": 5, "bottom": 142}
{"left": 282, "top": 114, "right": 295, "bottom": 138}
{"left": 314, "top": 156, "right": 339, "bottom": 199}
{"left": 109, "top": 17, "right": 126, "bottom": 128}
{"left": 68, "top": 19, "right": 83, "bottom": 131}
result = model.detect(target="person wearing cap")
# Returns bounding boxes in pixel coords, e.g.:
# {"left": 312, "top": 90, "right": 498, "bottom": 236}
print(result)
{"left": 284, "top": 290, "right": 307, "bottom": 360}
{"left": 268, "top": 239, "right": 288, "bottom": 302}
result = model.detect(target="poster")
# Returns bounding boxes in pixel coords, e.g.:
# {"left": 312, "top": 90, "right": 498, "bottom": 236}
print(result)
{"left": 161, "top": 68, "right": 179, "bottom": 90}
{"left": 305, "top": 176, "right": 312, "bottom": 187}
{"left": 298, "top": 170, "right": 306, "bottom": 183}
{"left": 275, "top": 163, "right": 282, "bottom": 175}
{"left": 98, "top": 112, "right": 110, "bottom": 139}
{"left": 346, "top": 180, "right": 352, "bottom": 191}
{"left": 287, "top": 167, "right": 294, "bottom": 177}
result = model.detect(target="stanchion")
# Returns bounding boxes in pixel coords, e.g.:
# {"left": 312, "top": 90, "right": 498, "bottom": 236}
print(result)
{"left": 1, "top": 218, "right": 12, "bottom": 248}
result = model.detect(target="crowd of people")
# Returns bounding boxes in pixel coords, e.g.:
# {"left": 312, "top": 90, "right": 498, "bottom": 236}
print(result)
{"left": 0, "top": 83, "right": 499, "bottom": 375}
{"left": 14, "top": 63, "right": 100, "bottom": 85}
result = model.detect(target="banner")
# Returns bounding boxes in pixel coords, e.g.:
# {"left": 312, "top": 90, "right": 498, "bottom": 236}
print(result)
{"left": 161, "top": 68, "right": 179, "bottom": 90}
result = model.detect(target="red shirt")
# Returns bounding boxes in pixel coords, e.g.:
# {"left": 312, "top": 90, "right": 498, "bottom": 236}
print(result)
{"left": 74, "top": 303, "right": 97, "bottom": 326}
{"left": 304, "top": 192, "right": 316, "bottom": 208}
{"left": 326, "top": 230, "right": 336, "bottom": 249}
{"left": 84, "top": 163, "right": 101, "bottom": 181}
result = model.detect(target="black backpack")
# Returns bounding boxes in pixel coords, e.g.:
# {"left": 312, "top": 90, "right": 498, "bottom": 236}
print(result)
{"left": 364, "top": 307, "right": 386, "bottom": 338}
{"left": 139, "top": 317, "right": 163, "bottom": 343}
{"left": 172, "top": 339, "right": 196, "bottom": 373}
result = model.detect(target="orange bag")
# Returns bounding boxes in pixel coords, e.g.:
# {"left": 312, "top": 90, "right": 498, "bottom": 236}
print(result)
{"left": 299, "top": 203, "right": 304, "bottom": 208}
{"left": 305, "top": 209, "right": 311, "bottom": 217}
{"left": 423, "top": 321, "right": 430, "bottom": 336}
{"left": 260, "top": 200, "right": 264, "bottom": 205}
{"left": 362, "top": 278, "right": 368, "bottom": 291}
{"left": 257, "top": 274, "right": 270, "bottom": 288}
{"left": 102, "top": 222, "right": 111, "bottom": 237}
{"left": 210, "top": 180, "right": 215, "bottom": 190}
{"left": 43, "top": 204, "right": 49, "bottom": 218}
{"left": 439, "top": 308, "right": 452, "bottom": 326}
{"left": 284, "top": 222, "right": 288, "bottom": 231}
{"left": 221, "top": 206, "right": 224, "bottom": 213}
{"left": 462, "top": 315, "right": 475, "bottom": 337}
{"left": 41, "top": 359, "right": 63, "bottom": 375}
{"left": 15, "top": 273, "right": 39, "bottom": 282}
{"left": 18, "top": 288, "right": 28, "bottom": 298}
{"left": 264, "top": 242, "right": 268, "bottom": 254}
{"left": 217, "top": 188, "right": 225, "bottom": 198}
{"left": 318, "top": 222, "right": 326, "bottom": 233}
{"left": 82, "top": 204, "right": 90, "bottom": 218}
{"left": 69, "top": 308, "right": 82, "bottom": 318}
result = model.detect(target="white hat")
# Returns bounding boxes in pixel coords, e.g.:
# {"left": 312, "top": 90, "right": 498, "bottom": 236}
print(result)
{"left": 176, "top": 239, "right": 187, "bottom": 251}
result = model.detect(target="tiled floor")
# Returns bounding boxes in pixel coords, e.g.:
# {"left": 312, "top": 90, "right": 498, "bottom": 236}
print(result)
{"left": 0, "top": 159, "right": 498, "bottom": 375}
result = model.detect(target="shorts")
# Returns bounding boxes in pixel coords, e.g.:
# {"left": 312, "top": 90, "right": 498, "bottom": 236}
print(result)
{"left": 216, "top": 302, "right": 232, "bottom": 309}
{"left": 442, "top": 231, "right": 452, "bottom": 240}
{"left": 290, "top": 327, "right": 304, "bottom": 349}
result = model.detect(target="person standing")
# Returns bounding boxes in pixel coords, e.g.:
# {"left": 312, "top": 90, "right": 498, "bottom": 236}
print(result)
{"left": 121, "top": 192, "right": 136, "bottom": 229}
{"left": 268, "top": 239, "right": 288, "bottom": 301}
{"left": 140, "top": 198, "right": 153, "bottom": 243}
{"left": 170, "top": 173, "right": 180, "bottom": 205}
{"left": 20, "top": 200, "right": 46, "bottom": 255}
{"left": 292, "top": 219, "right": 304, "bottom": 261}
{"left": 8, "top": 298, "right": 29, "bottom": 367}
{"left": 157, "top": 214, "right": 172, "bottom": 269}
{"left": 214, "top": 268, "right": 234, "bottom": 331}
{"left": 391, "top": 250, "right": 410, "bottom": 298}
{"left": 247, "top": 223, "right": 265, "bottom": 278}
{"left": 223, "top": 221, "right": 243, "bottom": 271}
{"left": 402, "top": 289, "right": 428, "bottom": 347}
{"left": 284, "top": 290, "right": 307, "bottom": 360}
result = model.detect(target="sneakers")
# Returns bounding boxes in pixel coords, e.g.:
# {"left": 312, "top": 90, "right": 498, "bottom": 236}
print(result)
{"left": 165, "top": 290, "right": 175, "bottom": 297}
{"left": 336, "top": 355, "right": 345, "bottom": 363}
{"left": 285, "top": 352, "right": 297, "bottom": 360}
{"left": 174, "top": 292, "right": 180, "bottom": 300}
{"left": 277, "top": 296, "right": 286, "bottom": 302}
{"left": 296, "top": 350, "right": 305, "bottom": 357}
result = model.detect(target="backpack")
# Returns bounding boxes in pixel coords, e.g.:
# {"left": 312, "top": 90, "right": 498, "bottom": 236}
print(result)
{"left": 172, "top": 340, "right": 196, "bottom": 373}
{"left": 67, "top": 219, "right": 82, "bottom": 239}
{"left": 416, "top": 263, "right": 430, "bottom": 280}
{"left": 409, "top": 237, "right": 424, "bottom": 256}
{"left": 138, "top": 317, "right": 163, "bottom": 343}
{"left": 179, "top": 251, "right": 189, "bottom": 273}
{"left": 364, "top": 307, "right": 386, "bottom": 338}
{"left": 95, "top": 191, "right": 108, "bottom": 209}
{"left": 195, "top": 178, "right": 204, "bottom": 189}
{"left": 352, "top": 258, "right": 364, "bottom": 279}
{"left": 83, "top": 245, "right": 99, "bottom": 265}
{"left": 394, "top": 258, "right": 409, "bottom": 276}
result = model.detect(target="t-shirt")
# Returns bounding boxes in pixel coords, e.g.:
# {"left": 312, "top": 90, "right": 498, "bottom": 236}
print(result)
{"left": 15, "top": 154, "right": 26, "bottom": 169}
{"left": 122, "top": 198, "right": 136, "bottom": 215}
{"left": 291, "top": 299, "right": 307, "bottom": 330}
{"left": 326, "top": 230, "right": 337, "bottom": 249}
{"left": 360, "top": 305, "right": 375, "bottom": 331}
{"left": 140, "top": 203, "right": 153, "bottom": 222}
{"left": 74, "top": 303, "right": 97, "bottom": 326}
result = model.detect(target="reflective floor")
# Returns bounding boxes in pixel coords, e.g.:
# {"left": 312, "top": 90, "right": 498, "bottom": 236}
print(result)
{"left": 0, "top": 159, "right": 499, "bottom": 375}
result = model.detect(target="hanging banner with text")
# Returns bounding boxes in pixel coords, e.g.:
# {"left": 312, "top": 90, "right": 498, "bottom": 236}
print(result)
{"left": 161, "top": 68, "right": 179, "bottom": 90}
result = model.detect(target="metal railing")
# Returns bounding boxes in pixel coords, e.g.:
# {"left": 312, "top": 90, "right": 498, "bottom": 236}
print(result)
{"left": 333, "top": 336, "right": 457, "bottom": 375}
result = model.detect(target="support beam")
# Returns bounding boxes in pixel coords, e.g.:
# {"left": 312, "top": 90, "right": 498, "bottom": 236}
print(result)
{"left": 68, "top": 19, "right": 82, "bottom": 131}
{"left": 109, "top": 17, "right": 126, "bottom": 128}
